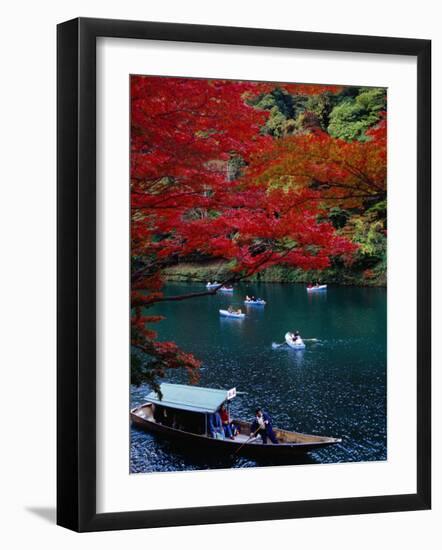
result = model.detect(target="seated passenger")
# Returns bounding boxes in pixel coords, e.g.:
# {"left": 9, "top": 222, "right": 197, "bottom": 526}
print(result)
{"left": 219, "top": 404, "right": 234, "bottom": 439}
{"left": 208, "top": 411, "right": 224, "bottom": 439}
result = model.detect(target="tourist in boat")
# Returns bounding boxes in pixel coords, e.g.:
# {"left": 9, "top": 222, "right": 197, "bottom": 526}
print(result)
{"left": 245, "top": 295, "right": 251, "bottom": 302}
{"left": 251, "top": 408, "right": 279, "bottom": 444}
{"left": 227, "top": 305, "right": 233, "bottom": 313}
{"left": 219, "top": 404, "right": 235, "bottom": 439}
{"left": 293, "top": 330, "right": 300, "bottom": 342}
{"left": 208, "top": 411, "right": 224, "bottom": 439}
{"left": 236, "top": 308, "right": 242, "bottom": 315}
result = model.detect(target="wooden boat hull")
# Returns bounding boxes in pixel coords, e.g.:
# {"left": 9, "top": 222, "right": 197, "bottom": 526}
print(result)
{"left": 131, "top": 404, "right": 340, "bottom": 461}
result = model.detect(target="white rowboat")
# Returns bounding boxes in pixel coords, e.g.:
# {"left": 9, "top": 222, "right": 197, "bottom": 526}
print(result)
{"left": 219, "top": 309, "right": 245, "bottom": 319}
{"left": 306, "top": 285, "right": 327, "bottom": 292}
{"left": 285, "top": 332, "right": 306, "bottom": 349}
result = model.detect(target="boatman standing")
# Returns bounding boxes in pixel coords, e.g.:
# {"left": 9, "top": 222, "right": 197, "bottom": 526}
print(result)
{"left": 251, "top": 408, "right": 279, "bottom": 444}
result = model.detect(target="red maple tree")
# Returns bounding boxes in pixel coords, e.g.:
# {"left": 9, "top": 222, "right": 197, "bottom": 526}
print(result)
{"left": 130, "top": 76, "right": 356, "bottom": 387}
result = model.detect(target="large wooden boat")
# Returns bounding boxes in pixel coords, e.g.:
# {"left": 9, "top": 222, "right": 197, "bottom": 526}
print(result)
{"left": 130, "top": 383, "right": 341, "bottom": 461}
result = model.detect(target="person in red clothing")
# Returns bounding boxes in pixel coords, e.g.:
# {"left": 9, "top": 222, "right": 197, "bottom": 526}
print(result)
{"left": 219, "top": 404, "right": 235, "bottom": 439}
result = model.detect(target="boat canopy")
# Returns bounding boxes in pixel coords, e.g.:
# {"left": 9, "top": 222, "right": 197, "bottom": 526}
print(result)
{"left": 145, "top": 383, "right": 237, "bottom": 414}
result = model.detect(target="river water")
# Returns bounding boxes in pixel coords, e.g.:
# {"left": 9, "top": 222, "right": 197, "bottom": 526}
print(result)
{"left": 130, "top": 282, "right": 386, "bottom": 473}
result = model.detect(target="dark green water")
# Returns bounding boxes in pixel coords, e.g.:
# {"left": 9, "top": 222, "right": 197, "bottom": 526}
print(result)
{"left": 130, "top": 282, "right": 386, "bottom": 473}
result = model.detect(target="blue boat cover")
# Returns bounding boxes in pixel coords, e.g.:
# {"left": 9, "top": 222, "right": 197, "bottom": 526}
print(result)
{"left": 145, "top": 383, "right": 236, "bottom": 414}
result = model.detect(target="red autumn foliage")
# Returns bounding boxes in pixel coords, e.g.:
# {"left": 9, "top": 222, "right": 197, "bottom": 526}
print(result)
{"left": 130, "top": 76, "right": 357, "bottom": 384}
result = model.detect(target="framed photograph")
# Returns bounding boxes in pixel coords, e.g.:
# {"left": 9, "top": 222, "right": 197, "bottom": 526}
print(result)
{"left": 57, "top": 17, "right": 431, "bottom": 532}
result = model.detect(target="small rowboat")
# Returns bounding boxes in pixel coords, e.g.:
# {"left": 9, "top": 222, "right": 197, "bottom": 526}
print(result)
{"left": 306, "top": 284, "right": 327, "bottom": 292}
{"left": 244, "top": 299, "right": 266, "bottom": 305}
{"left": 219, "top": 286, "right": 234, "bottom": 292}
{"left": 131, "top": 383, "right": 341, "bottom": 461}
{"left": 285, "top": 332, "right": 306, "bottom": 349}
{"left": 219, "top": 309, "right": 245, "bottom": 318}
{"left": 206, "top": 282, "right": 221, "bottom": 289}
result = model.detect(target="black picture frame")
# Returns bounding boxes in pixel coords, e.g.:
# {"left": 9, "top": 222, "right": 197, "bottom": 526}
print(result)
{"left": 57, "top": 17, "right": 431, "bottom": 532}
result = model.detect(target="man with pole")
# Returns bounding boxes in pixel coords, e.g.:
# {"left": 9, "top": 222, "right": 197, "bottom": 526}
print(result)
{"left": 250, "top": 408, "right": 279, "bottom": 444}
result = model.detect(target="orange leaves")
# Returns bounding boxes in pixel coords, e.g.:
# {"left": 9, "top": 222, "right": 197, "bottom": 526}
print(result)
{"left": 247, "top": 125, "right": 386, "bottom": 209}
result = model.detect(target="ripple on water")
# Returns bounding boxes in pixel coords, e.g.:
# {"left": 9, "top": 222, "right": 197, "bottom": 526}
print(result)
{"left": 131, "top": 283, "right": 387, "bottom": 473}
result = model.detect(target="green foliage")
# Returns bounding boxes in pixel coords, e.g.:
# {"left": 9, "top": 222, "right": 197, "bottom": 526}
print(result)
{"left": 304, "top": 92, "right": 335, "bottom": 130}
{"left": 265, "top": 106, "right": 293, "bottom": 137}
{"left": 352, "top": 218, "right": 386, "bottom": 260}
{"left": 342, "top": 202, "right": 387, "bottom": 278}
{"left": 252, "top": 88, "right": 307, "bottom": 137}
{"left": 328, "top": 207, "right": 351, "bottom": 229}
{"left": 327, "top": 88, "right": 386, "bottom": 141}
{"left": 253, "top": 86, "right": 385, "bottom": 142}
{"left": 227, "top": 155, "right": 247, "bottom": 180}
{"left": 366, "top": 199, "right": 387, "bottom": 218}
{"left": 293, "top": 111, "right": 322, "bottom": 133}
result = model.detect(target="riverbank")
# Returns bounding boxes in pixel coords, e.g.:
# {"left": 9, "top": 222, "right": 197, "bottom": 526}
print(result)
{"left": 163, "top": 261, "right": 386, "bottom": 287}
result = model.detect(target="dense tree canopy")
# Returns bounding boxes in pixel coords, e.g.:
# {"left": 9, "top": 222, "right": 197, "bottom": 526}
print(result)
{"left": 327, "top": 88, "right": 386, "bottom": 141}
{"left": 246, "top": 116, "right": 386, "bottom": 208}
